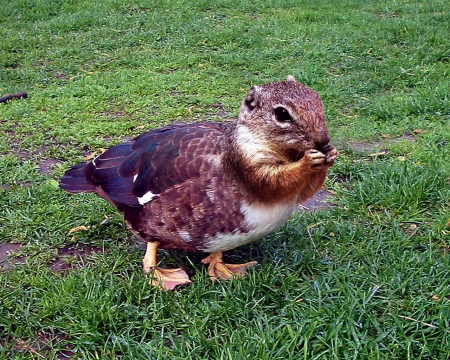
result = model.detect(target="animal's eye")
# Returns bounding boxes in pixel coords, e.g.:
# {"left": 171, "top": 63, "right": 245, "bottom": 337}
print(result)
{"left": 274, "top": 107, "right": 292, "bottom": 123}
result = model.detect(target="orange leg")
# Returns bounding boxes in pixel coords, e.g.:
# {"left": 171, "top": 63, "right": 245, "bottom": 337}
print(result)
{"left": 201, "top": 251, "right": 257, "bottom": 281}
{"left": 143, "top": 241, "right": 191, "bottom": 290}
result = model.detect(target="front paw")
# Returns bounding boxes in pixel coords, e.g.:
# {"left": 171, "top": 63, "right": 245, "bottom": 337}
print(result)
{"left": 305, "top": 149, "right": 327, "bottom": 168}
{"left": 322, "top": 145, "right": 338, "bottom": 165}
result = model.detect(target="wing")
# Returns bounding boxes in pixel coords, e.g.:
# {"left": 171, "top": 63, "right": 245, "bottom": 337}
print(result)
{"left": 84, "top": 123, "right": 225, "bottom": 207}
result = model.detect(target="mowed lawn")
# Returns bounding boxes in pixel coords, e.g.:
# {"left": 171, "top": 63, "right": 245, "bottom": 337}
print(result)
{"left": 1, "top": 0, "right": 449, "bottom": 359}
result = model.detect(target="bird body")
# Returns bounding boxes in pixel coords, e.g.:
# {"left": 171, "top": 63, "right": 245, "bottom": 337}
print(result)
{"left": 60, "top": 76, "right": 337, "bottom": 289}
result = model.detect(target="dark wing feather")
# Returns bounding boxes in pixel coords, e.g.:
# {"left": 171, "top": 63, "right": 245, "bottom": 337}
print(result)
{"left": 61, "top": 123, "right": 224, "bottom": 208}
{"left": 129, "top": 126, "right": 209, "bottom": 198}
{"left": 60, "top": 163, "right": 97, "bottom": 193}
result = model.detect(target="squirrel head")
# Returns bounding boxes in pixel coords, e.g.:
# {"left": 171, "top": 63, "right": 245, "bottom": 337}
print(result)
{"left": 235, "top": 75, "right": 330, "bottom": 164}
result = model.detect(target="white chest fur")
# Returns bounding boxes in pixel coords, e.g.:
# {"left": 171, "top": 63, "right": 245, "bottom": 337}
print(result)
{"left": 202, "top": 198, "right": 297, "bottom": 253}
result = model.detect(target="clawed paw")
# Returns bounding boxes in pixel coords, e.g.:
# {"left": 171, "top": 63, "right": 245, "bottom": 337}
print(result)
{"left": 323, "top": 146, "right": 338, "bottom": 165}
{"left": 325, "top": 147, "right": 338, "bottom": 166}
{"left": 305, "top": 146, "right": 338, "bottom": 169}
{"left": 305, "top": 149, "right": 327, "bottom": 168}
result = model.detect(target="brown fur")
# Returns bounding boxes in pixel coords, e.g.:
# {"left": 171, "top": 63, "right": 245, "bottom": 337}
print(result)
{"left": 225, "top": 76, "right": 337, "bottom": 204}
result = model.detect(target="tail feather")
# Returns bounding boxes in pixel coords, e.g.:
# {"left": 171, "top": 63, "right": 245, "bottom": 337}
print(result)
{"left": 60, "top": 162, "right": 96, "bottom": 193}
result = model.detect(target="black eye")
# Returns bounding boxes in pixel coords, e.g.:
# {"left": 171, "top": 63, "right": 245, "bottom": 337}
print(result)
{"left": 274, "top": 107, "right": 292, "bottom": 123}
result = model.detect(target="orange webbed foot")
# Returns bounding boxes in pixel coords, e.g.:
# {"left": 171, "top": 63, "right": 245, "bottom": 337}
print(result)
{"left": 201, "top": 252, "right": 257, "bottom": 281}
{"left": 148, "top": 267, "right": 191, "bottom": 291}
{"left": 142, "top": 241, "right": 191, "bottom": 290}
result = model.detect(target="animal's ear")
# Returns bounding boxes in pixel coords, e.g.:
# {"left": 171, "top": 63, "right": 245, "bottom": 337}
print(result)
{"left": 243, "top": 86, "right": 259, "bottom": 112}
{"left": 286, "top": 75, "right": 296, "bottom": 82}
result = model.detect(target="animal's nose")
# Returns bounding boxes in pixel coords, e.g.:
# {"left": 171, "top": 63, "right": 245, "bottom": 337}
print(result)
{"left": 314, "top": 133, "right": 330, "bottom": 150}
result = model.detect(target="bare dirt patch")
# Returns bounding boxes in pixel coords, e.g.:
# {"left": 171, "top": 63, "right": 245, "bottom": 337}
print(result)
{"left": 0, "top": 242, "right": 104, "bottom": 272}
{"left": 205, "top": 103, "right": 228, "bottom": 118}
{"left": 300, "top": 189, "right": 334, "bottom": 211}
{"left": 13, "top": 150, "right": 31, "bottom": 160}
{"left": 169, "top": 90, "right": 187, "bottom": 96}
{"left": 99, "top": 108, "right": 126, "bottom": 118}
{"left": 13, "top": 145, "right": 51, "bottom": 159}
{"left": 55, "top": 73, "right": 70, "bottom": 80}
{"left": 39, "top": 158, "right": 61, "bottom": 174}
{"left": 346, "top": 134, "right": 416, "bottom": 153}
{"left": 48, "top": 243, "right": 105, "bottom": 272}
{"left": 1, "top": 332, "right": 75, "bottom": 359}
{"left": 0, "top": 243, "right": 25, "bottom": 270}
{"left": 121, "top": 135, "right": 134, "bottom": 142}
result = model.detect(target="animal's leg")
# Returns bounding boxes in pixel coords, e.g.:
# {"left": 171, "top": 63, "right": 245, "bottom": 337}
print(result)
{"left": 143, "top": 241, "right": 191, "bottom": 290}
{"left": 201, "top": 251, "right": 257, "bottom": 281}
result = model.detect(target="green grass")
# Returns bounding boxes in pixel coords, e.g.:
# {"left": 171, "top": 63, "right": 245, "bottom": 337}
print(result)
{"left": 1, "top": 0, "right": 449, "bottom": 358}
